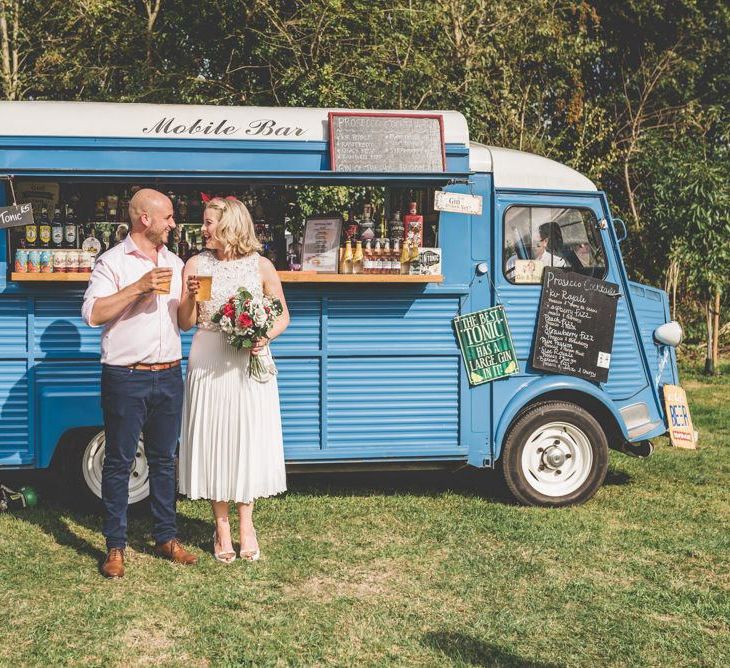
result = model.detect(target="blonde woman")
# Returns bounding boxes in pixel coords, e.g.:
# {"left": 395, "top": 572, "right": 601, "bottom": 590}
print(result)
{"left": 178, "top": 197, "right": 289, "bottom": 563}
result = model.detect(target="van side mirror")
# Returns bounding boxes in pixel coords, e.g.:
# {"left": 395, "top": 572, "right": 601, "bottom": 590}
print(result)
{"left": 613, "top": 218, "right": 628, "bottom": 243}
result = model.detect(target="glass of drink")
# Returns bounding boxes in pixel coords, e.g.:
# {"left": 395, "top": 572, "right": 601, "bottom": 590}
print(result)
{"left": 194, "top": 273, "right": 213, "bottom": 301}
{"left": 153, "top": 268, "right": 173, "bottom": 295}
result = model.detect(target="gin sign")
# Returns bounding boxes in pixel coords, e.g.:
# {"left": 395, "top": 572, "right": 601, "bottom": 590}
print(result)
{"left": 453, "top": 305, "right": 519, "bottom": 386}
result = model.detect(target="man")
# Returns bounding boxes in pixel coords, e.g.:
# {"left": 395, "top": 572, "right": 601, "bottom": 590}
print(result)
{"left": 82, "top": 188, "right": 197, "bottom": 578}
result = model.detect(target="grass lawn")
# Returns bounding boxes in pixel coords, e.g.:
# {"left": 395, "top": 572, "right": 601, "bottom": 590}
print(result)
{"left": 1, "top": 363, "right": 728, "bottom": 667}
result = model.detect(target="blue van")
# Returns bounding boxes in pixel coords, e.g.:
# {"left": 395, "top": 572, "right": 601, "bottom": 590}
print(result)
{"left": 0, "top": 102, "right": 681, "bottom": 507}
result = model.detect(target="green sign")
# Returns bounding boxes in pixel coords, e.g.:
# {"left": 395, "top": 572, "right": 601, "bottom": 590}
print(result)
{"left": 453, "top": 305, "right": 519, "bottom": 386}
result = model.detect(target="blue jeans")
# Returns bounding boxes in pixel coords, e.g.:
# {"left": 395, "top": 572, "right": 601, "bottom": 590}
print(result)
{"left": 101, "top": 364, "right": 184, "bottom": 550}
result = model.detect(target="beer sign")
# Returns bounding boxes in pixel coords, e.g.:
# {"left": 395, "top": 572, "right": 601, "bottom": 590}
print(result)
{"left": 454, "top": 305, "right": 519, "bottom": 386}
{"left": 0, "top": 203, "right": 34, "bottom": 230}
{"left": 663, "top": 384, "right": 697, "bottom": 449}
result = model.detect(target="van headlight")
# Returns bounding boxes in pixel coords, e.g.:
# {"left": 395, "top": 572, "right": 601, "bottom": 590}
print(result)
{"left": 654, "top": 321, "right": 683, "bottom": 346}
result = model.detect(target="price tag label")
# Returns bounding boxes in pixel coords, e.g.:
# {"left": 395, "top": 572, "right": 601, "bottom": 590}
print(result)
{"left": 434, "top": 191, "right": 483, "bottom": 215}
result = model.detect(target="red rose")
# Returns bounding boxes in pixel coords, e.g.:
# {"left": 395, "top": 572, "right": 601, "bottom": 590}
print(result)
{"left": 222, "top": 304, "right": 235, "bottom": 319}
{"left": 238, "top": 313, "right": 253, "bottom": 328}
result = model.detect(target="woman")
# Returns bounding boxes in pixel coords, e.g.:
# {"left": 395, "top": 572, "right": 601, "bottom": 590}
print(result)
{"left": 178, "top": 197, "right": 289, "bottom": 563}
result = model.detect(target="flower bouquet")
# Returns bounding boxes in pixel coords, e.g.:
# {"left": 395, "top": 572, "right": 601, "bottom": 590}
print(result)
{"left": 211, "top": 288, "right": 284, "bottom": 382}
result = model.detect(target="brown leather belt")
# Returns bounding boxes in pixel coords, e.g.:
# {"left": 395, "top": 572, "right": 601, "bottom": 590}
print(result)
{"left": 126, "top": 360, "right": 181, "bottom": 371}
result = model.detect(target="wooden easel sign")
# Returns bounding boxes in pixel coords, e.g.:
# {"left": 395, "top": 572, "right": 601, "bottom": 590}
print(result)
{"left": 663, "top": 384, "right": 697, "bottom": 449}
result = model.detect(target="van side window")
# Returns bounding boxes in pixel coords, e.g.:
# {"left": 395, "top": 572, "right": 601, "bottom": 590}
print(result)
{"left": 503, "top": 206, "right": 606, "bottom": 283}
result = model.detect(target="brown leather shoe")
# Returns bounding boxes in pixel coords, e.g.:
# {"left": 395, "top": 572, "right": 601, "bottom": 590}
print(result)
{"left": 101, "top": 548, "right": 125, "bottom": 578}
{"left": 154, "top": 538, "right": 198, "bottom": 565}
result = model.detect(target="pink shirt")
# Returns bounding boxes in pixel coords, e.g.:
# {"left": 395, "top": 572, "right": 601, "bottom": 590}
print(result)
{"left": 81, "top": 236, "right": 184, "bottom": 366}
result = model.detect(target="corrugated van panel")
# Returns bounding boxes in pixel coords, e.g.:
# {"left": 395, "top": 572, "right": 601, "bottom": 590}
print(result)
{"left": 326, "top": 357, "right": 459, "bottom": 450}
{"left": 273, "top": 296, "right": 321, "bottom": 352}
{"left": 502, "top": 290, "right": 540, "bottom": 358}
{"left": 0, "top": 361, "right": 29, "bottom": 456}
{"left": 34, "top": 360, "right": 101, "bottom": 387}
{"left": 604, "top": 299, "right": 647, "bottom": 399}
{"left": 277, "top": 357, "right": 321, "bottom": 451}
{"left": 630, "top": 284, "right": 675, "bottom": 386}
{"left": 34, "top": 297, "right": 99, "bottom": 354}
{"left": 328, "top": 296, "right": 460, "bottom": 352}
{"left": 0, "top": 298, "right": 27, "bottom": 355}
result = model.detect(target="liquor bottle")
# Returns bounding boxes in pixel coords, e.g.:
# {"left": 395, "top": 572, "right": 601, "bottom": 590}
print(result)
{"left": 178, "top": 227, "right": 190, "bottom": 261}
{"left": 359, "top": 204, "right": 375, "bottom": 241}
{"left": 363, "top": 239, "right": 374, "bottom": 274}
{"left": 115, "top": 223, "right": 129, "bottom": 245}
{"left": 389, "top": 210, "right": 404, "bottom": 240}
{"left": 118, "top": 189, "right": 131, "bottom": 223}
{"left": 403, "top": 201, "right": 424, "bottom": 247}
{"left": 106, "top": 192, "right": 119, "bottom": 222}
{"left": 24, "top": 215, "right": 38, "bottom": 248}
{"left": 188, "top": 231, "right": 200, "bottom": 258}
{"left": 82, "top": 224, "right": 103, "bottom": 259}
{"left": 64, "top": 206, "right": 78, "bottom": 248}
{"left": 400, "top": 238, "right": 411, "bottom": 274}
{"left": 38, "top": 207, "right": 52, "bottom": 248}
{"left": 339, "top": 239, "right": 353, "bottom": 274}
{"left": 382, "top": 238, "right": 392, "bottom": 275}
{"left": 177, "top": 194, "right": 188, "bottom": 223}
{"left": 392, "top": 238, "right": 401, "bottom": 275}
{"left": 51, "top": 207, "right": 64, "bottom": 249}
{"left": 373, "top": 238, "right": 383, "bottom": 274}
{"left": 352, "top": 240, "right": 364, "bottom": 274}
{"left": 102, "top": 230, "right": 112, "bottom": 252}
{"left": 94, "top": 196, "right": 107, "bottom": 222}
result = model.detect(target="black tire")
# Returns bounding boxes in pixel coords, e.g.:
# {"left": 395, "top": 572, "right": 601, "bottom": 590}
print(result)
{"left": 501, "top": 400, "right": 609, "bottom": 507}
{"left": 51, "top": 428, "right": 150, "bottom": 513}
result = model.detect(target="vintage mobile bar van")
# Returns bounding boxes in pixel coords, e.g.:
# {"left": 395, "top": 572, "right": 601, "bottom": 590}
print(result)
{"left": 0, "top": 102, "right": 681, "bottom": 507}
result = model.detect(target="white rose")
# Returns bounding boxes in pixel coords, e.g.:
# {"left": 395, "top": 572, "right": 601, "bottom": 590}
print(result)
{"left": 253, "top": 308, "right": 267, "bottom": 327}
{"left": 219, "top": 315, "right": 234, "bottom": 333}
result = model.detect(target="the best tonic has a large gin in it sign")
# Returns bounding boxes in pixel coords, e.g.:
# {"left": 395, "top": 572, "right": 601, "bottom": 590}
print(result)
{"left": 453, "top": 306, "right": 519, "bottom": 386}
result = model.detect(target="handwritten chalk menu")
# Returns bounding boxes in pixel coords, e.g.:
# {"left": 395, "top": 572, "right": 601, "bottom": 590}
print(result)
{"left": 329, "top": 112, "right": 445, "bottom": 173}
{"left": 454, "top": 305, "right": 519, "bottom": 386}
{"left": 532, "top": 269, "right": 620, "bottom": 382}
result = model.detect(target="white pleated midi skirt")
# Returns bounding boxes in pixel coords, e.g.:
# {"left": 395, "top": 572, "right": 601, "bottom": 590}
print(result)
{"left": 178, "top": 328, "right": 287, "bottom": 503}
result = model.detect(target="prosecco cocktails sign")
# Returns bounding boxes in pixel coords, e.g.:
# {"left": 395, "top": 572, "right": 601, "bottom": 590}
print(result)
{"left": 453, "top": 306, "right": 519, "bottom": 386}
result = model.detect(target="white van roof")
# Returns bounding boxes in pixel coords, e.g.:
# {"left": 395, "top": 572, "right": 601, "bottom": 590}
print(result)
{"left": 0, "top": 102, "right": 596, "bottom": 190}
{"left": 0, "top": 101, "right": 470, "bottom": 144}
{"left": 469, "top": 142, "right": 597, "bottom": 191}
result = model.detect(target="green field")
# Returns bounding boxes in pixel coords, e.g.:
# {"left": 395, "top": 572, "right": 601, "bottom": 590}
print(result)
{"left": 1, "top": 364, "right": 728, "bottom": 667}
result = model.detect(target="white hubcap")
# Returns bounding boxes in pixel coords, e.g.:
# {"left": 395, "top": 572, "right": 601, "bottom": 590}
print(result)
{"left": 81, "top": 431, "right": 150, "bottom": 504}
{"left": 521, "top": 422, "right": 593, "bottom": 497}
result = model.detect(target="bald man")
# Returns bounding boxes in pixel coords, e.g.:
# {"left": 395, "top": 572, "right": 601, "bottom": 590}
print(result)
{"left": 82, "top": 188, "right": 198, "bottom": 577}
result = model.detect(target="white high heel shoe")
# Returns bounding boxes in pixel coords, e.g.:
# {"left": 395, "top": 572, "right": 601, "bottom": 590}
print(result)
{"left": 213, "top": 530, "right": 236, "bottom": 564}
{"left": 239, "top": 530, "right": 260, "bottom": 561}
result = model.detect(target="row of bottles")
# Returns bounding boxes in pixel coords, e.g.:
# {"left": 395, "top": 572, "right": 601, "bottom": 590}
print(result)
{"left": 338, "top": 237, "right": 420, "bottom": 275}
{"left": 342, "top": 202, "right": 426, "bottom": 247}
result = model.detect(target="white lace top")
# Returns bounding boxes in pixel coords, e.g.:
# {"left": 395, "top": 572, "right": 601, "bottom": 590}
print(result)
{"left": 196, "top": 251, "right": 263, "bottom": 331}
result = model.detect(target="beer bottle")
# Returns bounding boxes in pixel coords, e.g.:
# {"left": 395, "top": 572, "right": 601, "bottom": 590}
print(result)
{"left": 64, "top": 206, "right": 78, "bottom": 248}
{"left": 51, "top": 207, "right": 64, "bottom": 249}
{"left": 38, "top": 207, "right": 52, "bottom": 248}
{"left": 178, "top": 227, "right": 190, "bottom": 260}
{"left": 352, "top": 240, "right": 364, "bottom": 274}
{"left": 363, "top": 239, "right": 374, "bottom": 274}
{"left": 24, "top": 216, "right": 38, "bottom": 248}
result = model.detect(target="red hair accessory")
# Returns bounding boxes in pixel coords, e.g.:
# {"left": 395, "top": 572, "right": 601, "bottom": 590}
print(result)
{"left": 200, "top": 192, "right": 239, "bottom": 203}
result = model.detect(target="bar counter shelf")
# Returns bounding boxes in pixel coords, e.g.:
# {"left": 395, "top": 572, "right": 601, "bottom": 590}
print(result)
{"left": 11, "top": 272, "right": 444, "bottom": 284}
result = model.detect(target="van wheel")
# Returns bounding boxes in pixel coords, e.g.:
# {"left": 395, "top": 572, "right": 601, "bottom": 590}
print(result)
{"left": 54, "top": 428, "right": 150, "bottom": 511}
{"left": 501, "top": 401, "right": 609, "bottom": 507}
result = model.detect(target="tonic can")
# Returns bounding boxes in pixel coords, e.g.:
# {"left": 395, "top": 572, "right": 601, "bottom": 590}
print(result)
{"left": 28, "top": 250, "right": 41, "bottom": 273}
{"left": 39, "top": 250, "right": 53, "bottom": 273}
{"left": 53, "top": 250, "right": 67, "bottom": 273}
{"left": 79, "top": 251, "right": 93, "bottom": 273}
{"left": 14, "top": 249, "right": 28, "bottom": 273}
{"left": 66, "top": 250, "right": 80, "bottom": 273}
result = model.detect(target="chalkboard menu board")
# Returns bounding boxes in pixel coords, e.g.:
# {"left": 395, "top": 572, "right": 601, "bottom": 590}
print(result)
{"left": 532, "top": 269, "right": 620, "bottom": 383}
{"left": 329, "top": 112, "right": 445, "bottom": 173}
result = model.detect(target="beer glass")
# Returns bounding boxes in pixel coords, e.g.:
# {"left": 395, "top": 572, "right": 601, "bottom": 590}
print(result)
{"left": 153, "top": 268, "right": 173, "bottom": 295}
{"left": 194, "top": 273, "right": 213, "bottom": 301}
